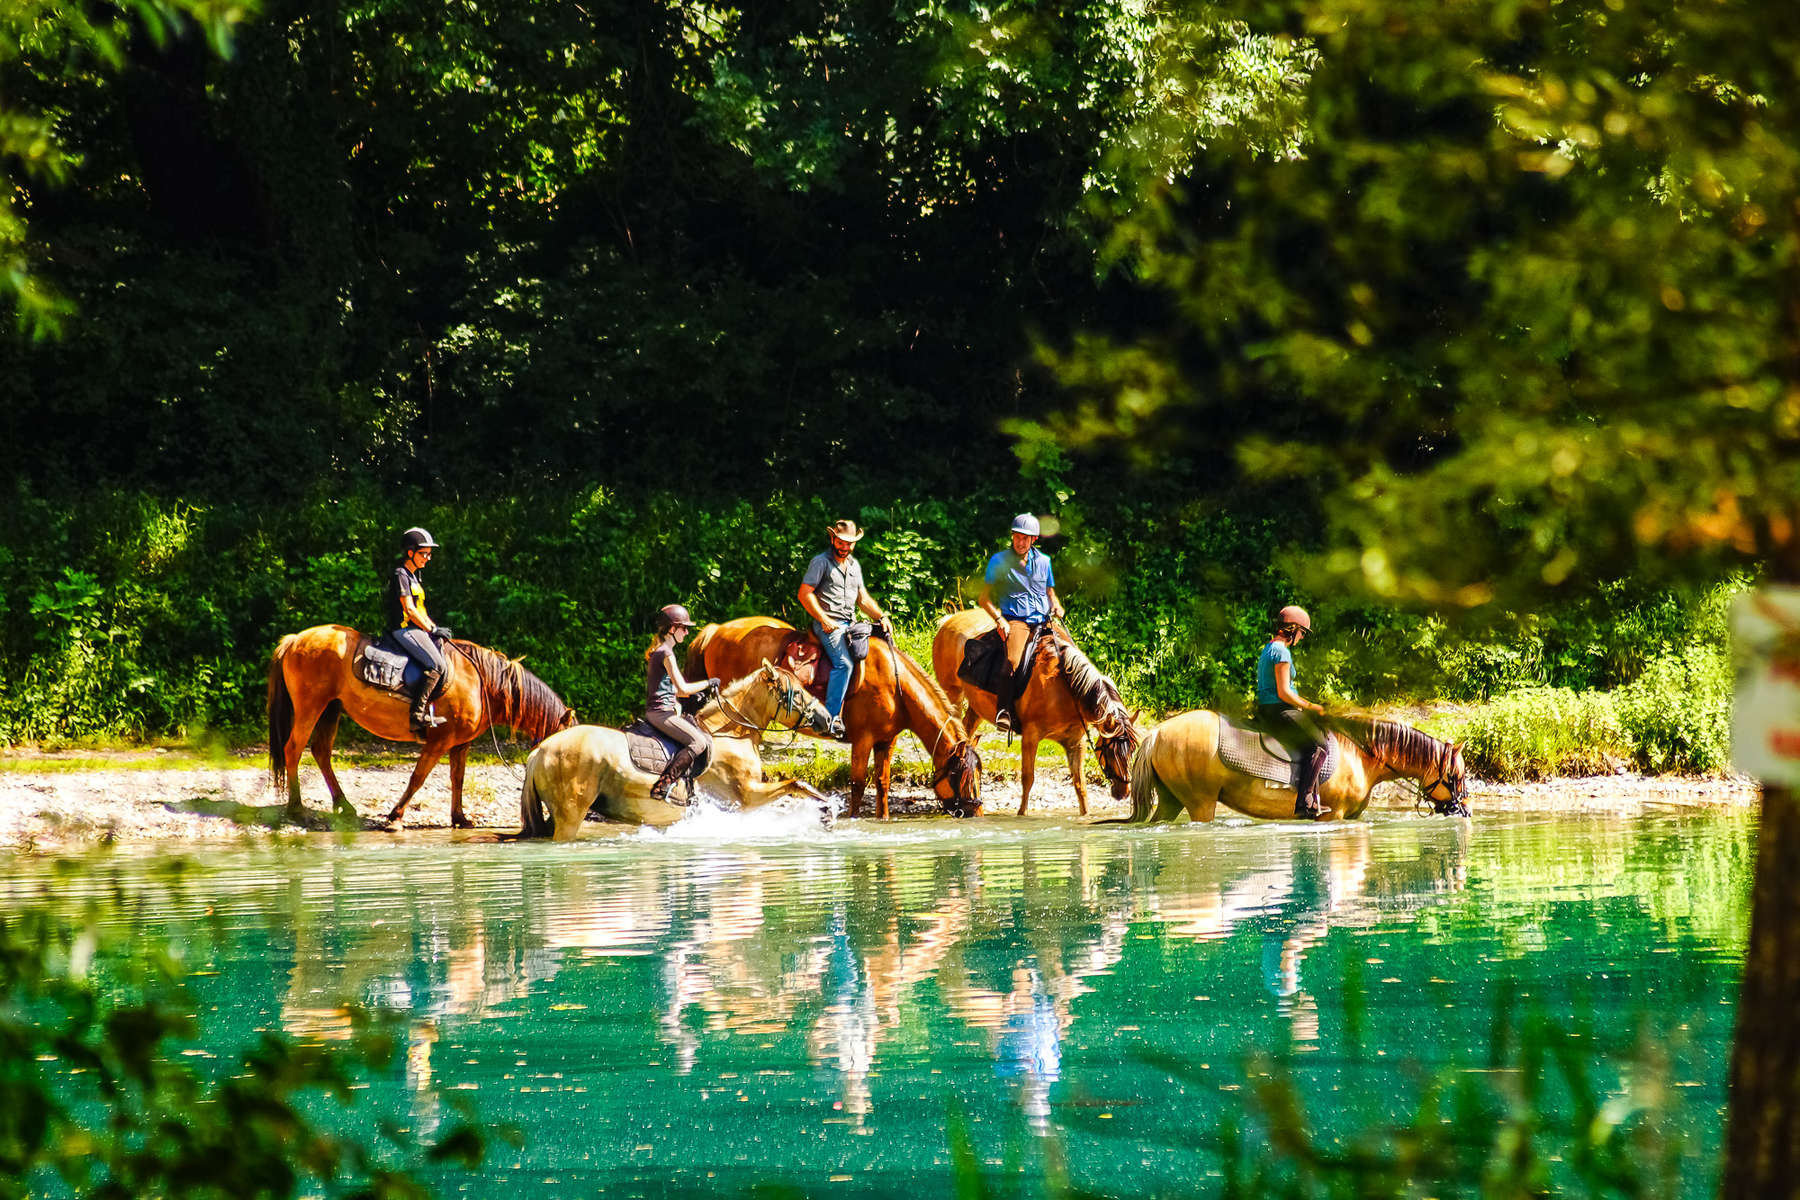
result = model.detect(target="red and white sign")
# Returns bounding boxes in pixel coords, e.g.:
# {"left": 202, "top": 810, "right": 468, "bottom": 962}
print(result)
{"left": 1732, "top": 587, "right": 1800, "bottom": 784}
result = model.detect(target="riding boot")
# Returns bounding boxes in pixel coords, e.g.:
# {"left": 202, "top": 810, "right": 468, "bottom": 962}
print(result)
{"left": 1294, "top": 746, "right": 1327, "bottom": 819}
{"left": 993, "top": 673, "right": 1017, "bottom": 734}
{"left": 650, "top": 747, "right": 700, "bottom": 803}
{"left": 409, "top": 669, "right": 447, "bottom": 734}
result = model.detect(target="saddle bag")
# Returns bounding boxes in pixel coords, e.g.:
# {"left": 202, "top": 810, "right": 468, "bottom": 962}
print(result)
{"left": 355, "top": 636, "right": 418, "bottom": 694}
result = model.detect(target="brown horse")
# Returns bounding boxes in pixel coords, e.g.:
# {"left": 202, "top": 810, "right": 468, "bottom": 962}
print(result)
{"left": 686, "top": 616, "right": 983, "bottom": 818}
{"left": 931, "top": 609, "right": 1141, "bottom": 816}
{"left": 267, "top": 624, "right": 575, "bottom": 828}
{"left": 1117, "top": 710, "right": 1471, "bottom": 824}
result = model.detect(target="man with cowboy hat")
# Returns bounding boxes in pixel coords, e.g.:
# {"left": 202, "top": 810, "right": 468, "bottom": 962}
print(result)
{"left": 978, "top": 513, "right": 1065, "bottom": 733}
{"left": 798, "top": 518, "right": 892, "bottom": 736}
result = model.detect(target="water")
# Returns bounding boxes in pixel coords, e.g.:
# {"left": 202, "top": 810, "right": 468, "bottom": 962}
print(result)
{"left": 1, "top": 807, "right": 1752, "bottom": 1195}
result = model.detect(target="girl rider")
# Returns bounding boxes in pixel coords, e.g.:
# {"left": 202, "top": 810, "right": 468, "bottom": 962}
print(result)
{"left": 1257, "top": 605, "right": 1330, "bottom": 819}
{"left": 644, "top": 604, "right": 721, "bottom": 802}
{"left": 386, "top": 527, "right": 449, "bottom": 734}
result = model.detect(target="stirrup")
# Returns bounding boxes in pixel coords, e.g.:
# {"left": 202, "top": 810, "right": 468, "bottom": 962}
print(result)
{"left": 994, "top": 709, "right": 1014, "bottom": 734}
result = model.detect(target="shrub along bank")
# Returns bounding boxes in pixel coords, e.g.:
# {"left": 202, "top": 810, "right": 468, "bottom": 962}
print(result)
{"left": 0, "top": 483, "right": 1742, "bottom": 777}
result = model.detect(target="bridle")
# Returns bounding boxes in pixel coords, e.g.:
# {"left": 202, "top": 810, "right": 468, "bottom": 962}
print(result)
{"left": 1414, "top": 745, "right": 1471, "bottom": 816}
{"left": 1085, "top": 704, "right": 1138, "bottom": 786}
{"left": 714, "top": 672, "right": 818, "bottom": 735}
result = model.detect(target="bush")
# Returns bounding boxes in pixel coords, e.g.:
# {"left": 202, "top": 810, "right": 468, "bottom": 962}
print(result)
{"left": 1449, "top": 687, "right": 1633, "bottom": 782}
{"left": 1615, "top": 643, "right": 1733, "bottom": 775}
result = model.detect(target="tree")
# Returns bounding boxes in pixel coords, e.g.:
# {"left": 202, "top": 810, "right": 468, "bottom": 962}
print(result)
{"left": 1040, "top": 0, "right": 1800, "bottom": 1189}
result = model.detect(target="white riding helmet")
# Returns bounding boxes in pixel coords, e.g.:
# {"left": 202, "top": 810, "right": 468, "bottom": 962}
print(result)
{"left": 1010, "top": 513, "right": 1041, "bottom": 537}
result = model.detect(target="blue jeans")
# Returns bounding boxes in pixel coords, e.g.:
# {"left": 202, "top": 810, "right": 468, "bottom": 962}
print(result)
{"left": 814, "top": 620, "right": 854, "bottom": 718}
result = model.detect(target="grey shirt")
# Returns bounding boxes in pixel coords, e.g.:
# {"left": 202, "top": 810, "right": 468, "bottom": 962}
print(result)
{"left": 801, "top": 551, "right": 864, "bottom": 624}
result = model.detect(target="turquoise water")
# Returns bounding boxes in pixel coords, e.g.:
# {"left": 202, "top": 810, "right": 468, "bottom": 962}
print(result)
{"left": 2, "top": 806, "right": 1752, "bottom": 1195}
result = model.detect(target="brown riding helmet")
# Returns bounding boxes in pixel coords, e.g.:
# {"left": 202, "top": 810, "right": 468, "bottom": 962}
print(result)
{"left": 1277, "top": 604, "right": 1312, "bottom": 632}
{"left": 658, "top": 603, "right": 694, "bottom": 629}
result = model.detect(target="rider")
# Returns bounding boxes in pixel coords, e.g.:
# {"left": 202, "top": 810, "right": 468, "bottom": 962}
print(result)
{"left": 1257, "top": 604, "right": 1329, "bottom": 819}
{"left": 978, "top": 513, "right": 1064, "bottom": 733}
{"left": 385, "top": 526, "right": 449, "bottom": 735}
{"left": 644, "top": 604, "right": 721, "bottom": 802}
{"left": 797, "top": 519, "right": 892, "bottom": 738}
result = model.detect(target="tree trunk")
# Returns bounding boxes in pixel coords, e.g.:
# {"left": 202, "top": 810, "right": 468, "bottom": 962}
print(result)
{"left": 1722, "top": 783, "right": 1800, "bottom": 1197}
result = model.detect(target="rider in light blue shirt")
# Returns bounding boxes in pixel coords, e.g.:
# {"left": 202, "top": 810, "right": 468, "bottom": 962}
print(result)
{"left": 978, "top": 514, "right": 1064, "bottom": 732}
{"left": 1257, "top": 605, "right": 1329, "bottom": 820}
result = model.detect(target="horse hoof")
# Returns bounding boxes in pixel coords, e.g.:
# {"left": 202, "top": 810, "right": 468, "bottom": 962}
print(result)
{"left": 451, "top": 816, "right": 474, "bottom": 830}
{"left": 381, "top": 814, "right": 406, "bottom": 832}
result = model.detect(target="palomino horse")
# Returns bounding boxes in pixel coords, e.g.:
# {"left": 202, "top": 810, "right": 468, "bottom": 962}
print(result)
{"left": 1117, "top": 711, "right": 1471, "bottom": 824}
{"left": 267, "top": 624, "right": 575, "bottom": 828}
{"left": 686, "top": 616, "right": 983, "bottom": 818}
{"left": 931, "top": 608, "right": 1141, "bottom": 816}
{"left": 516, "top": 661, "right": 838, "bottom": 837}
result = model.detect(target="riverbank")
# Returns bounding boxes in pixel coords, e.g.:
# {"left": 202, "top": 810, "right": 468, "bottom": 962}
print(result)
{"left": 0, "top": 740, "right": 1759, "bottom": 851}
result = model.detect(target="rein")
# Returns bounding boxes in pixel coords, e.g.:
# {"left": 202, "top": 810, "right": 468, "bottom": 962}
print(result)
{"left": 713, "top": 675, "right": 811, "bottom": 735}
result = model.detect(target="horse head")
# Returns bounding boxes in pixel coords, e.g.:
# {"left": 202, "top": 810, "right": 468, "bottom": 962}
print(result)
{"left": 758, "top": 658, "right": 837, "bottom": 735}
{"left": 931, "top": 739, "right": 984, "bottom": 818}
{"left": 1093, "top": 705, "right": 1142, "bottom": 801}
{"left": 1421, "top": 741, "right": 1471, "bottom": 817}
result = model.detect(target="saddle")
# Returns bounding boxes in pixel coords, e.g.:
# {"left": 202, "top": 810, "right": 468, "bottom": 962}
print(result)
{"left": 776, "top": 623, "right": 887, "bottom": 706}
{"left": 955, "top": 626, "right": 1056, "bottom": 697}
{"left": 621, "top": 718, "right": 715, "bottom": 789}
{"left": 355, "top": 634, "right": 426, "bottom": 694}
{"left": 1216, "top": 714, "right": 1340, "bottom": 790}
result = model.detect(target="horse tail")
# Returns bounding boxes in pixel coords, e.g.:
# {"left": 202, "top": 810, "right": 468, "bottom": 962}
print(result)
{"left": 517, "top": 748, "right": 547, "bottom": 839}
{"left": 685, "top": 623, "right": 721, "bottom": 679}
{"left": 266, "top": 635, "right": 298, "bottom": 792}
{"left": 1098, "top": 724, "right": 1161, "bottom": 824}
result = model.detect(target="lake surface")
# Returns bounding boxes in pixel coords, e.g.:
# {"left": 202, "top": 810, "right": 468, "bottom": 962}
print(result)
{"left": 1, "top": 806, "right": 1753, "bottom": 1196}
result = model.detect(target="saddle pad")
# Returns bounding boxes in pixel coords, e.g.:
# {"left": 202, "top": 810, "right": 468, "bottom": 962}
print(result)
{"left": 956, "top": 628, "right": 1052, "bottom": 697}
{"left": 1216, "top": 715, "right": 1339, "bottom": 788}
{"left": 355, "top": 637, "right": 420, "bottom": 694}
{"left": 622, "top": 718, "right": 714, "bottom": 780}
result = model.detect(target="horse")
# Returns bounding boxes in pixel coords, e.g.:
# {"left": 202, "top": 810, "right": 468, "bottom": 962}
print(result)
{"left": 516, "top": 661, "right": 839, "bottom": 837}
{"left": 267, "top": 624, "right": 576, "bottom": 828}
{"left": 931, "top": 608, "right": 1141, "bottom": 816}
{"left": 1116, "top": 710, "right": 1471, "bottom": 824}
{"left": 686, "top": 616, "right": 983, "bottom": 818}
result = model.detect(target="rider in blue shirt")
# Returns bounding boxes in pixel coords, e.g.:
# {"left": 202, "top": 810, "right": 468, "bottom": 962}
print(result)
{"left": 978, "top": 514, "right": 1064, "bottom": 733}
{"left": 1257, "top": 605, "right": 1329, "bottom": 819}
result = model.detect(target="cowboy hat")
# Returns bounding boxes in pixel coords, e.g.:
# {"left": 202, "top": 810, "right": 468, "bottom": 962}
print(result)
{"left": 826, "top": 519, "right": 864, "bottom": 543}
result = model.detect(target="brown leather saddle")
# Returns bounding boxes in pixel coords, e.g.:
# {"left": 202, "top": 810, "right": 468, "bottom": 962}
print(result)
{"left": 776, "top": 625, "right": 880, "bottom": 705}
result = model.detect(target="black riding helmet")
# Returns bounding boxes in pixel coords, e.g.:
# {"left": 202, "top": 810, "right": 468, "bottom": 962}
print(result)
{"left": 401, "top": 527, "right": 439, "bottom": 552}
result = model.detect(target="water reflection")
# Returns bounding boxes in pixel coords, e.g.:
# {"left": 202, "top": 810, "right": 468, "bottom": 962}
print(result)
{"left": 0, "top": 810, "right": 1749, "bottom": 1195}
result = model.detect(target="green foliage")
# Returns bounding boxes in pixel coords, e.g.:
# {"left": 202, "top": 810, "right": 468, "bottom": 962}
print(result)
{"left": 1447, "top": 688, "right": 1631, "bottom": 783}
{"left": 0, "top": 880, "right": 489, "bottom": 1197}
{"left": 1616, "top": 645, "right": 1733, "bottom": 776}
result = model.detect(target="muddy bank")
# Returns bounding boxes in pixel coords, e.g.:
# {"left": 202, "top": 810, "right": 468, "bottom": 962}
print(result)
{"left": 0, "top": 741, "right": 1760, "bottom": 851}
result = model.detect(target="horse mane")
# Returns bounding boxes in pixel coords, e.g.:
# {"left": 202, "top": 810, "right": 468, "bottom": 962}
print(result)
{"left": 1054, "top": 639, "right": 1124, "bottom": 726}
{"left": 894, "top": 647, "right": 969, "bottom": 740}
{"left": 1324, "top": 713, "right": 1449, "bottom": 775}
{"left": 449, "top": 640, "right": 570, "bottom": 742}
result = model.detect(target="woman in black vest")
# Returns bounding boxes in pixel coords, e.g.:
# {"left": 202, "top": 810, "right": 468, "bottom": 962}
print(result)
{"left": 385, "top": 527, "right": 449, "bottom": 734}
{"left": 643, "top": 604, "right": 719, "bottom": 801}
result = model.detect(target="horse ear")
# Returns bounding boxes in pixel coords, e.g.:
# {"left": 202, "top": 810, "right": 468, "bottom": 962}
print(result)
{"left": 760, "top": 658, "right": 777, "bottom": 677}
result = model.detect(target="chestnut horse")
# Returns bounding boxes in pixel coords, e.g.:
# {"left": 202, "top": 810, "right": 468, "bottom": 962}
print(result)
{"left": 1115, "top": 710, "right": 1471, "bottom": 824}
{"left": 686, "top": 616, "right": 982, "bottom": 818}
{"left": 267, "top": 624, "right": 575, "bottom": 828}
{"left": 931, "top": 609, "right": 1141, "bottom": 816}
{"left": 516, "top": 661, "right": 838, "bottom": 837}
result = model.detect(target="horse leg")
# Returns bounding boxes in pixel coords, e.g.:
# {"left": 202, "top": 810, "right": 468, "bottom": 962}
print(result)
{"left": 847, "top": 736, "right": 874, "bottom": 818}
{"left": 1185, "top": 792, "right": 1220, "bottom": 823}
{"left": 871, "top": 741, "right": 896, "bottom": 820}
{"left": 1062, "top": 735, "right": 1089, "bottom": 818}
{"left": 283, "top": 692, "right": 330, "bottom": 821}
{"left": 385, "top": 739, "right": 450, "bottom": 829}
{"left": 448, "top": 743, "right": 472, "bottom": 828}
{"left": 1018, "top": 730, "right": 1041, "bottom": 816}
{"left": 306, "top": 702, "right": 355, "bottom": 817}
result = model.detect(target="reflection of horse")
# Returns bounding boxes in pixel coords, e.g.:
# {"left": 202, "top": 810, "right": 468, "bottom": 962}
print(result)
{"left": 267, "top": 624, "right": 575, "bottom": 828}
{"left": 686, "top": 616, "right": 983, "bottom": 818}
{"left": 931, "top": 609, "right": 1140, "bottom": 815}
{"left": 517, "top": 662, "right": 838, "bottom": 837}
{"left": 1119, "top": 711, "right": 1471, "bottom": 823}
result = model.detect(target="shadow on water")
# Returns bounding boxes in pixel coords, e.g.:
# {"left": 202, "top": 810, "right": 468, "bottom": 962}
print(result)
{"left": 0, "top": 808, "right": 1753, "bottom": 1196}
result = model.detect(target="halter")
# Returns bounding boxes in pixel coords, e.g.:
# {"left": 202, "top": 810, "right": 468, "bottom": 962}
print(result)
{"left": 714, "top": 672, "right": 813, "bottom": 735}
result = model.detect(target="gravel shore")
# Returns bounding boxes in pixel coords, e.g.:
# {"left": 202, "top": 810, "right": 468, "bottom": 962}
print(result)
{"left": 0, "top": 739, "right": 1759, "bottom": 851}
